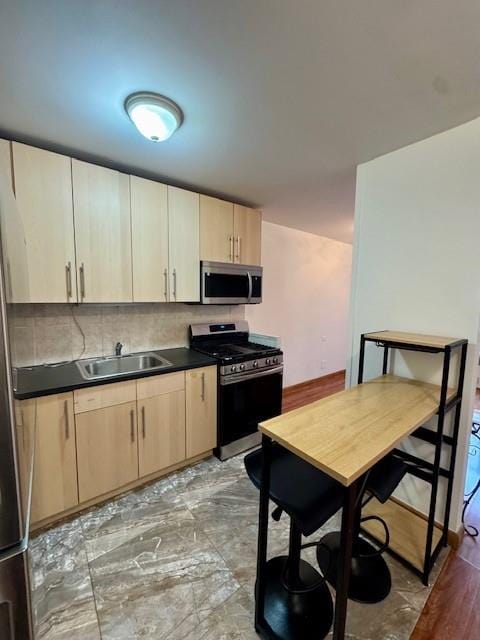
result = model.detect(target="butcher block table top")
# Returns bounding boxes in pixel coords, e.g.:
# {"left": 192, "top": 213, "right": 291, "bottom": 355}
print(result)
{"left": 259, "top": 374, "right": 455, "bottom": 487}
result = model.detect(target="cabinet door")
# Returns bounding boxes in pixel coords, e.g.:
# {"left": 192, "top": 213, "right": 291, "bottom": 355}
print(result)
{"left": 131, "top": 176, "right": 169, "bottom": 302}
{"left": 76, "top": 401, "right": 138, "bottom": 502}
{"left": 185, "top": 365, "right": 217, "bottom": 458}
{"left": 138, "top": 390, "right": 186, "bottom": 476}
{"left": 199, "top": 195, "right": 234, "bottom": 263}
{"left": 26, "top": 393, "right": 78, "bottom": 523}
{"left": 168, "top": 186, "right": 200, "bottom": 302}
{"left": 72, "top": 159, "right": 132, "bottom": 302}
{"left": 12, "top": 143, "right": 77, "bottom": 302}
{"left": 233, "top": 205, "right": 262, "bottom": 265}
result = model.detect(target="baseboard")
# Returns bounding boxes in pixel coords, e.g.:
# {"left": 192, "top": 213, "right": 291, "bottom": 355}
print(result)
{"left": 283, "top": 369, "right": 346, "bottom": 395}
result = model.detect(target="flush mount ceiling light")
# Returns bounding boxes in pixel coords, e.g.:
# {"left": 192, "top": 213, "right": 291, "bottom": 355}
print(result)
{"left": 124, "top": 92, "right": 183, "bottom": 142}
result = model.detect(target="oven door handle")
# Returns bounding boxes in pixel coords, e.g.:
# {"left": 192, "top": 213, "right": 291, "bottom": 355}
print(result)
{"left": 247, "top": 271, "right": 252, "bottom": 302}
{"left": 220, "top": 365, "right": 283, "bottom": 385}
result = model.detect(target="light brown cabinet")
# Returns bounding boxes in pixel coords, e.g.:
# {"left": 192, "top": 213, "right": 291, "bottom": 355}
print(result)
{"left": 72, "top": 159, "right": 133, "bottom": 302}
{"left": 0, "top": 138, "right": 12, "bottom": 189}
{"left": 199, "top": 198, "right": 262, "bottom": 266}
{"left": 75, "top": 400, "right": 138, "bottom": 502}
{"left": 168, "top": 186, "right": 200, "bottom": 301}
{"left": 233, "top": 205, "right": 262, "bottom": 265}
{"left": 200, "top": 195, "right": 234, "bottom": 263}
{"left": 186, "top": 365, "right": 217, "bottom": 457}
{"left": 138, "top": 390, "right": 186, "bottom": 476}
{"left": 130, "top": 175, "right": 169, "bottom": 302}
{"left": 23, "top": 393, "right": 79, "bottom": 524}
{"left": 12, "top": 143, "right": 77, "bottom": 303}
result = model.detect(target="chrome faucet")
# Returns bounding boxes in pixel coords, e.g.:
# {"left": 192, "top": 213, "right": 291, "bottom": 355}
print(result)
{"left": 115, "top": 342, "right": 123, "bottom": 356}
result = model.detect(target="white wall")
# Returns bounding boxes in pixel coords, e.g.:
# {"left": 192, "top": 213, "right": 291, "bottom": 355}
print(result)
{"left": 348, "top": 117, "right": 480, "bottom": 531}
{"left": 246, "top": 221, "right": 352, "bottom": 387}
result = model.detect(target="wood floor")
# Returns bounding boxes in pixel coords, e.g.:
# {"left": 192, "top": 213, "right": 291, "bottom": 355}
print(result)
{"left": 283, "top": 377, "right": 480, "bottom": 640}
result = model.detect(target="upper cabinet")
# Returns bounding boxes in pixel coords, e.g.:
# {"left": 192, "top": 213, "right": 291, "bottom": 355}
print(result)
{"left": 13, "top": 143, "right": 77, "bottom": 302}
{"left": 168, "top": 186, "right": 200, "bottom": 302}
{"left": 233, "top": 205, "right": 262, "bottom": 265}
{"left": 72, "top": 160, "right": 133, "bottom": 302}
{"left": 0, "top": 139, "right": 12, "bottom": 188}
{"left": 199, "top": 197, "right": 262, "bottom": 266}
{"left": 200, "top": 195, "right": 234, "bottom": 263}
{"left": 130, "top": 176, "right": 169, "bottom": 302}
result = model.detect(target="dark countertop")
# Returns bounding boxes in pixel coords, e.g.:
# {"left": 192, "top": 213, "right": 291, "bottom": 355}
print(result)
{"left": 14, "top": 348, "right": 217, "bottom": 400}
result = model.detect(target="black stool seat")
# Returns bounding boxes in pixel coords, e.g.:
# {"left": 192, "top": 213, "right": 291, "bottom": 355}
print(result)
{"left": 245, "top": 445, "right": 344, "bottom": 536}
{"left": 366, "top": 454, "right": 408, "bottom": 504}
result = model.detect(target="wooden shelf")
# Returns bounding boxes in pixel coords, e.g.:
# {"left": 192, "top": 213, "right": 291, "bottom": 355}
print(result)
{"left": 362, "top": 498, "right": 443, "bottom": 572}
{"left": 260, "top": 374, "right": 455, "bottom": 487}
{"left": 363, "top": 330, "right": 465, "bottom": 350}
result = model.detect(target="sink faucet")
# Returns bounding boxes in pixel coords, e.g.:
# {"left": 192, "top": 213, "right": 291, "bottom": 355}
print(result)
{"left": 115, "top": 342, "right": 123, "bottom": 356}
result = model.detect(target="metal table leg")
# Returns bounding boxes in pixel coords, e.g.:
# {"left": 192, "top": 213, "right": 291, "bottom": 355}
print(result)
{"left": 255, "top": 435, "right": 272, "bottom": 634}
{"left": 333, "top": 478, "right": 360, "bottom": 640}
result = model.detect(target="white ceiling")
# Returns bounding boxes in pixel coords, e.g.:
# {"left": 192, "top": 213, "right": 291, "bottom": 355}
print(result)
{"left": 1, "top": 1, "right": 480, "bottom": 243}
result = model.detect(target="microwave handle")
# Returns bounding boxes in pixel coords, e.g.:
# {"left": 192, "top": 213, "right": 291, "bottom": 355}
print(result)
{"left": 247, "top": 271, "right": 252, "bottom": 302}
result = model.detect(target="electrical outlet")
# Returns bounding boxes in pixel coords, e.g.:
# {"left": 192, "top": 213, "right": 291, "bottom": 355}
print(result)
{"left": 320, "top": 359, "right": 327, "bottom": 369}
{"left": 321, "top": 336, "right": 327, "bottom": 342}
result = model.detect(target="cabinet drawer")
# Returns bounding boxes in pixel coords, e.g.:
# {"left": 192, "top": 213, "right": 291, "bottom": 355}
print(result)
{"left": 74, "top": 380, "right": 136, "bottom": 413}
{"left": 137, "top": 371, "right": 185, "bottom": 400}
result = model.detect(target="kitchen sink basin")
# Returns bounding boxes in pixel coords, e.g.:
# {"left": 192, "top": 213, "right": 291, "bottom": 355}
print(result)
{"left": 76, "top": 352, "right": 173, "bottom": 380}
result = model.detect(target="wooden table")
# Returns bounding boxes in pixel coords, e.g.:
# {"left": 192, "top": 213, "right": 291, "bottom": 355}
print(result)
{"left": 255, "top": 374, "right": 454, "bottom": 640}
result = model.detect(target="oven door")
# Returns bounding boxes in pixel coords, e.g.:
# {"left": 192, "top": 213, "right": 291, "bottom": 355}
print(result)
{"left": 201, "top": 261, "right": 262, "bottom": 304}
{"left": 219, "top": 366, "right": 283, "bottom": 447}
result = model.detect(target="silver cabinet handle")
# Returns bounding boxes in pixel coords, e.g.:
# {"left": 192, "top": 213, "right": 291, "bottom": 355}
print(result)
{"left": 201, "top": 372, "right": 206, "bottom": 401}
{"left": 172, "top": 268, "right": 177, "bottom": 299}
{"left": 64, "top": 399, "right": 70, "bottom": 439}
{"left": 79, "top": 263, "right": 85, "bottom": 299}
{"left": 229, "top": 236, "right": 234, "bottom": 261}
{"left": 236, "top": 236, "right": 241, "bottom": 262}
{"left": 163, "top": 268, "right": 168, "bottom": 300}
{"left": 141, "top": 405, "right": 146, "bottom": 439}
{"left": 130, "top": 409, "right": 135, "bottom": 443}
{"left": 65, "top": 262, "right": 73, "bottom": 298}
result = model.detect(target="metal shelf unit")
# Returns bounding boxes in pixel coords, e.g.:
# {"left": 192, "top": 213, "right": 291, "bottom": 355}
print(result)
{"left": 358, "top": 330, "right": 468, "bottom": 585}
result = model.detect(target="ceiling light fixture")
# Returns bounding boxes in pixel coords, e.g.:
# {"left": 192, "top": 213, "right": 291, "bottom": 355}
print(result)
{"left": 124, "top": 92, "right": 183, "bottom": 142}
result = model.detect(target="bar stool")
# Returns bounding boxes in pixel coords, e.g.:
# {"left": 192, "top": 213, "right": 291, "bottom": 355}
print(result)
{"left": 316, "top": 453, "right": 408, "bottom": 603}
{"left": 245, "top": 444, "right": 345, "bottom": 639}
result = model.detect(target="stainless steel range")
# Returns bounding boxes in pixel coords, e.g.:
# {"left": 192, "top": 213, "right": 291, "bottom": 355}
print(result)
{"left": 189, "top": 321, "right": 283, "bottom": 460}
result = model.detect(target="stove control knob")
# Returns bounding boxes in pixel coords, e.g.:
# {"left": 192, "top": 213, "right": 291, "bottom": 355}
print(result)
{"left": 231, "top": 365, "right": 237, "bottom": 373}
{"left": 239, "top": 364, "right": 246, "bottom": 371}
{"left": 265, "top": 358, "right": 271, "bottom": 365}
{"left": 273, "top": 357, "right": 279, "bottom": 364}
{"left": 253, "top": 360, "right": 258, "bottom": 368}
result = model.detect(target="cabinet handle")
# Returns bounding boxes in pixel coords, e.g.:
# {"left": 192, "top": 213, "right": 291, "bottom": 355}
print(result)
{"left": 141, "top": 405, "right": 146, "bottom": 439}
{"left": 79, "top": 263, "right": 85, "bottom": 299}
{"left": 130, "top": 409, "right": 135, "bottom": 443}
{"left": 172, "top": 268, "right": 177, "bottom": 300}
{"left": 163, "top": 268, "right": 168, "bottom": 300}
{"left": 236, "top": 236, "right": 241, "bottom": 262}
{"left": 64, "top": 399, "right": 70, "bottom": 439}
{"left": 65, "top": 262, "right": 72, "bottom": 298}
{"left": 229, "top": 236, "right": 234, "bottom": 261}
{"left": 201, "top": 372, "right": 206, "bottom": 401}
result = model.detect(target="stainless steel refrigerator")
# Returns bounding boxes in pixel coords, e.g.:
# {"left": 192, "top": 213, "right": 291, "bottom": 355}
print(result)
{"left": 0, "top": 157, "right": 35, "bottom": 639}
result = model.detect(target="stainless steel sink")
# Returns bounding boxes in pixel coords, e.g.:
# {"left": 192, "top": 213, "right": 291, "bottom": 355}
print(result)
{"left": 76, "top": 352, "right": 173, "bottom": 380}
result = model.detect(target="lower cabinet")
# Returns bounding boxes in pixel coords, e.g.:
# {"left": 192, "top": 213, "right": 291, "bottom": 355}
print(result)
{"left": 138, "top": 390, "right": 186, "bottom": 476}
{"left": 186, "top": 366, "right": 217, "bottom": 458}
{"left": 22, "top": 365, "right": 218, "bottom": 528}
{"left": 26, "top": 393, "right": 78, "bottom": 524}
{"left": 76, "top": 400, "right": 139, "bottom": 502}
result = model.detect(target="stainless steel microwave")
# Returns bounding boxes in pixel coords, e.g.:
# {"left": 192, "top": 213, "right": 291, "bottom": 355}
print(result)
{"left": 200, "top": 261, "right": 262, "bottom": 304}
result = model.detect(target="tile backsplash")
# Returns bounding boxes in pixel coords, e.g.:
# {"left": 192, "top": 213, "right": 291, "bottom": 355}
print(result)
{"left": 10, "top": 303, "right": 245, "bottom": 367}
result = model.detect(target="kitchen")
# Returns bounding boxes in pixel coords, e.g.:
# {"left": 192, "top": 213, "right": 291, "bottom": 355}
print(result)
{"left": 2, "top": 3, "right": 480, "bottom": 640}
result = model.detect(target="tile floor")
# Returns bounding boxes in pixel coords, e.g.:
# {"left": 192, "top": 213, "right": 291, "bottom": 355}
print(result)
{"left": 31, "top": 453, "right": 446, "bottom": 640}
